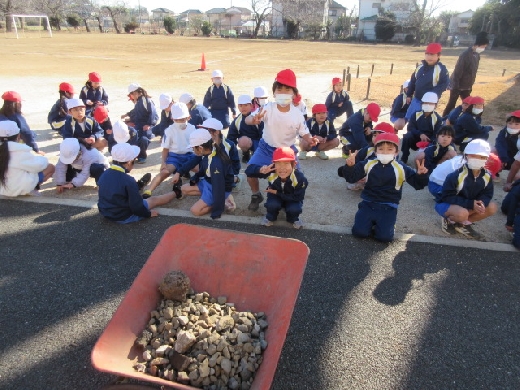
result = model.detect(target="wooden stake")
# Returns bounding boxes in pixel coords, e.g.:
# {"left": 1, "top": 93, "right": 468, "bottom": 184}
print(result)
{"left": 366, "top": 78, "right": 371, "bottom": 100}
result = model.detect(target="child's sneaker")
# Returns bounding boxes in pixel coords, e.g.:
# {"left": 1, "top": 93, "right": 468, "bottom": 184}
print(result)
{"left": 248, "top": 193, "right": 264, "bottom": 211}
{"left": 172, "top": 179, "right": 183, "bottom": 199}
{"left": 292, "top": 220, "right": 304, "bottom": 229}
{"left": 137, "top": 173, "right": 152, "bottom": 190}
{"left": 316, "top": 151, "right": 329, "bottom": 160}
{"left": 225, "top": 195, "right": 236, "bottom": 212}
{"left": 142, "top": 189, "right": 152, "bottom": 199}
{"left": 346, "top": 182, "right": 364, "bottom": 191}
{"left": 455, "top": 223, "right": 484, "bottom": 240}
{"left": 261, "top": 216, "right": 273, "bottom": 227}
{"left": 136, "top": 157, "right": 147, "bottom": 164}
{"left": 298, "top": 151, "right": 307, "bottom": 160}
{"left": 441, "top": 217, "right": 456, "bottom": 235}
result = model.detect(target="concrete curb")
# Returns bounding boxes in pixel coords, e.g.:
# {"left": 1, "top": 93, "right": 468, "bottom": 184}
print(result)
{"left": 12, "top": 195, "right": 518, "bottom": 253}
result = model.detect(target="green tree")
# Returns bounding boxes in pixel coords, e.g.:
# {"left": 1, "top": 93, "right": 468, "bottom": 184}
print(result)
{"left": 375, "top": 11, "right": 396, "bottom": 42}
{"left": 124, "top": 18, "right": 139, "bottom": 33}
{"left": 201, "top": 21, "right": 212, "bottom": 36}
{"left": 437, "top": 10, "right": 458, "bottom": 33}
{"left": 163, "top": 16, "right": 176, "bottom": 34}
{"left": 470, "top": 0, "right": 520, "bottom": 48}
{"left": 66, "top": 15, "right": 81, "bottom": 29}
{"left": 49, "top": 16, "right": 61, "bottom": 30}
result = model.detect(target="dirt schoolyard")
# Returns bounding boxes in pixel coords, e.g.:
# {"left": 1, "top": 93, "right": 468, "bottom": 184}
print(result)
{"left": 1, "top": 33, "right": 519, "bottom": 244}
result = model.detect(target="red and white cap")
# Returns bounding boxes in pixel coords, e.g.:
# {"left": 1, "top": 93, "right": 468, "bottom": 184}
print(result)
{"left": 425, "top": 43, "right": 442, "bottom": 54}
{"left": 372, "top": 122, "right": 395, "bottom": 134}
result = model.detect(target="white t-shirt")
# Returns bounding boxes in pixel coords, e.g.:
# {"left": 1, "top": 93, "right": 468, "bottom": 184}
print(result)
{"left": 161, "top": 123, "right": 197, "bottom": 154}
{"left": 255, "top": 102, "right": 309, "bottom": 148}
{"left": 429, "top": 155, "right": 464, "bottom": 186}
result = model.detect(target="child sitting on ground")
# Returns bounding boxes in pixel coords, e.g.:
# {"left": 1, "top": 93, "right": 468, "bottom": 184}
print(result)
{"left": 180, "top": 128, "right": 235, "bottom": 219}
{"left": 339, "top": 103, "right": 380, "bottom": 158}
{"left": 79, "top": 72, "right": 108, "bottom": 116}
{"left": 251, "top": 86, "right": 269, "bottom": 112}
{"left": 416, "top": 125, "right": 457, "bottom": 171}
{"left": 92, "top": 105, "right": 112, "bottom": 148}
{"left": 48, "top": 82, "right": 74, "bottom": 132}
{"left": 259, "top": 147, "right": 308, "bottom": 229}
{"left": 338, "top": 132, "right": 429, "bottom": 242}
{"left": 445, "top": 96, "right": 472, "bottom": 125}
{"left": 454, "top": 96, "right": 494, "bottom": 151}
{"left": 0, "top": 120, "right": 54, "bottom": 197}
{"left": 390, "top": 80, "right": 410, "bottom": 133}
{"left": 292, "top": 94, "right": 307, "bottom": 121}
{"left": 435, "top": 139, "right": 497, "bottom": 240}
{"left": 502, "top": 179, "right": 520, "bottom": 249}
{"left": 400, "top": 92, "right": 442, "bottom": 164}
{"left": 149, "top": 93, "right": 174, "bottom": 139}
{"left": 203, "top": 70, "right": 236, "bottom": 129}
{"left": 299, "top": 104, "right": 339, "bottom": 160}
{"left": 494, "top": 110, "right": 520, "bottom": 172}
{"left": 325, "top": 77, "right": 354, "bottom": 122}
{"left": 62, "top": 98, "right": 107, "bottom": 152}
{"left": 226, "top": 95, "right": 264, "bottom": 163}
{"left": 179, "top": 93, "right": 212, "bottom": 127}
{"left": 97, "top": 143, "right": 175, "bottom": 224}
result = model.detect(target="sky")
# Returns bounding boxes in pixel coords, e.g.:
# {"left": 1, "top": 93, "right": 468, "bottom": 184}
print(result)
{"left": 127, "top": 0, "right": 487, "bottom": 15}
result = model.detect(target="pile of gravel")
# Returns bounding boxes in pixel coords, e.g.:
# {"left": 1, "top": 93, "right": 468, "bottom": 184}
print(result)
{"left": 133, "top": 271, "right": 268, "bottom": 390}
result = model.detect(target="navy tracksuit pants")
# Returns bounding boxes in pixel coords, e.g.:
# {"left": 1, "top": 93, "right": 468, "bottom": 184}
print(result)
{"left": 352, "top": 200, "right": 397, "bottom": 242}
{"left": 265, "top": 197, "right": 302, "bottom": 223}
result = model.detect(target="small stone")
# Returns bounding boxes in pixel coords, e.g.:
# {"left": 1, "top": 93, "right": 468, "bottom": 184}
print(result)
{"left": 169, "top": 351, "right": 191, "bottom": 371}
{"left": 217, "top": 296, "right": 227, "bottom": 305}
{"left": 159, "top": 271, "right": 190, "bottom": 302}
{"left": 149, "top": 365, "right": 158, "bottom": 376}
{"left": 258, "top": 319, "right": 268, "bottom": 330}
{"left": 164, "top": 307, "right": 174, "bottom": 320}
{"left": 223, "top": 346, "right": 231, "bottom": 359}
{"left": 260, "top": 339, "right": 268, "bottom": 350}
{"left": 220, "top": 358, "right": 232, "bottom": 374}
{"left": 240, "top": 367, "right": 252, "bottom": 382}
{"left": 177, "top": 371, "right": 190, "bottom": 383}
{"left": 189, "top": 369, "right": 199, "bottom": 381}
{"left": 237, "top": 333, "right": 250, "bottom": 344}
{"left": 134, "top": 329, "right": 152, "bottom": 349}
{"left": 237, "top": 324, "right": 249, "bottom": 333}
{"left": 133, "top": 363, "right": 147, "bottom": 372}
{"left": 174, "top": 330, "right": 196, "bottom": 353}
{"left": 216, "top": 316, "right": 235, "bottom": 332}
{"left": 151, "top": 339, "right": 161, "bottom": 349}
{"left": 143, "top": 350, "right": 152, "bottom": 361}
{"left": 178, "top": 316, "right": 189, "bottom": 326}
{"left": 243, "top": 343, "right": 254, "bottom": 353}
{"left": 150, "top": 357, "right": 169, "bottom": 366}
{"left": 228, "top": 377, "right": 240, "bottom": 390}
{"left": 156, "top": 345, "right": 170, "bottom": 357}
{"left": 199, "top": 358, "right": 210, "bottom": 378}
{"left": 194, "top": 293, "right": 204, "bottom": 302}
{"left": 207, "top": 343, "right": 217, "bottom": 356}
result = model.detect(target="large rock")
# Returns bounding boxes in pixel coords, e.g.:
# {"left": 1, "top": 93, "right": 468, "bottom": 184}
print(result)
{"left": 174, "top": 330, "right": 196, "bottom": 353}
{"left": 159, "top": 271, "right": 190, "bottom": 302}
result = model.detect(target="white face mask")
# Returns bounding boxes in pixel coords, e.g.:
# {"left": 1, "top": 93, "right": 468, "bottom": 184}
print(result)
{"left": 376, "top": 153, "right": 395, "bottom": 165}
{"left": 422, "top": 104, "right": 435, "bottom": 113}
{"left": 475, "top": 47, "right": 486, "bottom": 53}
{"left": 472, "top": 108, "right": 483, "bottom": 115}
{"left": 257, "top": 98, "right": 268, "bottom": 106}
{"left": 506, "top": 127, "right": 520, "bottom": 135}
{"left": 467, "top": 157, "right": 487, "bottom": 170}
{"left": 176, "top": 122, "right": 187, "bottom": 130}
{"left": 213, "top": 78, "right": 222, "bottom": 86}
{"left": 275, "top": 94, "right": 293, "bottom": 107}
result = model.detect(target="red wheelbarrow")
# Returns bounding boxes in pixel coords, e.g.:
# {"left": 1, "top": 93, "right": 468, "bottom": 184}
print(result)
{"left": 92, "top": 224, "right": 309, "bottom": 389}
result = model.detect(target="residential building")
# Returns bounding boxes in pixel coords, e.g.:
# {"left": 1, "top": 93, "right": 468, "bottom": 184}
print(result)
{"left": 270, "top": 0, "right": 331, "bottom": 38}
{"left": 151, "top": 8, "right": 173, "bottom": 21}
{"left": 204, "top": 7, "right": 253, "bottom": 35}
{"left": 357, "top": 0, "right": 414, "bottom": 41}
{"left": 448, "top": 10, "right": 474, "bottom": 35}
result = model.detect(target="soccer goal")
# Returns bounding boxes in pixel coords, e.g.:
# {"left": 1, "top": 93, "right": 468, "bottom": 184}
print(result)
{"left": 8, "top": 14, "right": 52, "bottom": 39}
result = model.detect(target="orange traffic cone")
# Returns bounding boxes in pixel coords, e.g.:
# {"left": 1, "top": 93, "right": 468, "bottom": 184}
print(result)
{"left": 198, "top": 53, "right": 207, "bottom": 71}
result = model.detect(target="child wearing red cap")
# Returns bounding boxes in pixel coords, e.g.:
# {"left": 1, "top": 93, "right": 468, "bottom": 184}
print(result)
{"left": 325, "top": 77, "right": 353, "bottom": 122}
{"left": 259, "top": 147, "right": 308, "bottom": 229}
{"left": 244, "top": 69, "right": 318, "bottom": 211}
{"left": 405, "top": 43, "right": 449, "bottom": 121}
{"left": 79, "top": 72, "right": 108, "bottom": 116}
{"left": 454, "top": 96, "right": 493, "bottom": 151}
{"left": 92, "top": 105, "right": 114, "bottom": 149}
{"left": 300, "top": 104, "right": 339, "bottom": 160}
{"left": 338, "top": 132, "right": 429, "bottom": 242}
{"left": 339, "top": 102, "right": 380, "bottom": 158}
{"left": 355, "top": 122, "right": 395, "bottom": 163}
{"left": 494, "top": 110, "right": 520, "bottom": 175}
{"left": 202, "top": 70, "right": 236, "bottom": 129}
{"left": 0, "top": 91, "right": 42, "bottom": 155}
{"left": 48, "top": 82, "right": 75, "bottom": 132}
{"left": 445, "top": 95, "right": 472, "bottom": 125}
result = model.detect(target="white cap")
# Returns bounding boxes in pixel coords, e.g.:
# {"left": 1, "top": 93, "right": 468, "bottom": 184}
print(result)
{"left": 66, "top": 98, "right": 86, "bottom": 110}
{"left": 59, "top": 138, "right": 80, "bottom": 164}
{"left": 127, "top": 83, "right": 140, "bottom": 94}
{"left": 159, "top": 94, "right": 173, "bottom": 110}
{"left": 187, "top": 128, "right": 212, "bottom": 149}
{"left": 0, "top": 120, "right": 20, "bottom": 137}
{"left": 464, "top": 139, "right": 491, "bottom": 156}
{"left": 421, "top": 92, "right": 438, "bottom": 104}
{"left": 402, "top": 80, "right": 410, "bottom": 88}
{"left": 179, "top": 93, "right": 194, "bottom": 104}
{"left": 212, "top": 69, "right": 223, "bottom": 78}
{"left": 170, "top": 102, "right": 190, "bottom": 120}
{"left": 112, "top": 120, "right": 130, "bottom": 144}
{"left": 198, "top": 118, "right": 223, "bottom": 131}
{"left": 254, "top": 86, "right": 268, "bottom": 98}
{"left": 111, "top": 143, "right": 140, "bottom": 162}
{"left": 237, "top": 95, "right": 251, "bottom": 105}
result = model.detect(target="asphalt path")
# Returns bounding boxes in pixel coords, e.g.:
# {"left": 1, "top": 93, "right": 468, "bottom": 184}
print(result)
{"left": 0, "top": 199, "right": 519, "bottom": 390}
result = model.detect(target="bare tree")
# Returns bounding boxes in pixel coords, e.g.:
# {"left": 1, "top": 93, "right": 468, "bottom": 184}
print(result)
{"left": 397, "top": 0, "right": 444, "bottom": 45}
{"left": 102, "top": 3, "right": 126, "bottom": 33}
{"left": 278, "top": 0, "right": 326, "bottom": 39}
{"left": 250, "top": 0, "right": 271, "bottom": 38}
{"left": 190, "top": 15, "right": 204, "bottom": 35}
{"left": 32, "top": 0, "right": 72, "bottom": 29}
{"left": 0, "top": 0, "right": 25, "bottom": 30}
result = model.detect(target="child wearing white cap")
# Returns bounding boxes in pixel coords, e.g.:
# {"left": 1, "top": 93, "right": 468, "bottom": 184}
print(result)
{"left": 53, "top": 138, "right": 108, "bottom": 192}
{"left": 62, "top": 98, "right": 108, "bottom": 152}
{"left": 149, "top": 93, "right": 174, "bottom": 139}
{"left": 226, "top": 94, "right": 263, "bottom": 163}
{"left": 97, "top": 143, "right": 176, "bottom": 223}
{"left": 179, "top": 93, "right": 212, "bottom": 127}
{"left": 121, "top": 83, "right": 159, "bottom": 163}
{"left": 142, "top": 102, "right": 197, "bottom": 199}
{"left": 390, "top": 80, "right": 411, "bottom": 132}
{"left": 0, "top": 120, "right": 54, "bottom": 197}
{"left": 252, "top": 86, "right": 268, "bottom": 112}
{"left": 202, "top": 70, "right": 236, "bottom": 129}
{"left": 435, "top": 139, "right": 497, "bottom": 240}
{"left": 181, "top": 128, "right": 235, "bottom": 219}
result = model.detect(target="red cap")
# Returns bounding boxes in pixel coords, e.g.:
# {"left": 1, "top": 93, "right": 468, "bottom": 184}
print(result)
{"left": 332, "top": 77, "right": 341, "bottom": 85}
{"left": 425, "top": 43, "right": 442, "bottom": 54}
{"left": 89, "top": 72, "right": 102, "bottom": 82}
{"left": 462, "top": 96, "right": 473, "bottom": 104}
{"left": 275, "top": 69, "right": 297, "bottom": 88}
{"left": 312, "top": 104, "right": 328, "bottom": 114}
{"left": 372, "top": 122, "right": 394, "bottom": 134}
{"left": 272, "top": 147, "right": 296, "bottom": 162}
{"left": 507, "top": 110, "right": 520, "bottom": 119}
{"left": 293, "top": 94, "right": 302, "bottom": 105}
{"left": 93, "top": 105, "right": 109, "bottom": 123}
{"left": 485, "top": 153, "right": 502, "bottom": 177}
{"left": 365, "top": 103, "right": 381, "bottom": 122}
{"left": 2, "top": 91, "right": 21, "bottom": 102}
{"left": 416, "top": 141, "right": 430, "bottom": 149}
{"left": 59, "top": 82, "right": 75, "bottom": 94}
{"left": 374, "top": 132, "right": 399, "bottom": 147}
{"left": 470, "top": 96, "right": 485, "bottom": 105}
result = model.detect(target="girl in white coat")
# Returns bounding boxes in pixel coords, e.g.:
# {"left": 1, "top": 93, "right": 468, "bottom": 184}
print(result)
{"left": 0, "top": 121, "right": 54, "bottom": 197}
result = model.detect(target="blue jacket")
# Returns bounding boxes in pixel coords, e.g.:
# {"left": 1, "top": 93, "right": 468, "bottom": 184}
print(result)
{"left": 128, "top": 96, "right": 159, "bottom": 133}
{"left": 502, "top": 180, "right": 520, "bottom": 227}
{"left": 48, "top": 98, "right": 70, "bottom": 131}
{"left": 192, "top": 151, "right": 235, "bottom": 219}
{"left": 440, "top": 164, "right": 493, "bottom": 209}
{"left": 61, "top": 116, "right": 104, "bottom": 145}
{"left": 454, "top": 112, "right": 493, "bottom": 144}
{"left": 447, "top": 105, "right": 463, "bottom": 124}
{"left": 325, "top": 91, "right": 350, "bottom": 113}
{"left": 221, "top": 138, "right": 241, "bottom": 175}
{"left": 79, "top": 85, "right": 109, "bottom": 114}
{"left": 150, "top": 110, "right": 173, "bottom": 138}
{"left": 407, "top": 111, "right": 443, "bottom": 139}
{"left": 226, "top": 113, "right": 263, "bottom": 143}
{"left": 339, "top": 110, "right": 373, "bottom": 150}
{"left": 97, "top": 165, "right": 152, "bottom": 221}
{"left": 407, "top": 60, "right": 449, "bottom": 101}
{"left": 339, "top": 159, "right": 428, "bottom": 205}
{"left": 188, "top": 104, "right": 212, "bottom": 127}
{"left": 203, "top": 84, "right": 236, "bottom": 114}
{"left": 0, "top": 113, "right": 39, "bottom": 153}
{"left": 306, "top": 118, "right": 337, "bottom": 140}
{"left": 495, "top": 127, "right": 519, "bottom": 167}
{"left": 390, "top": 93, "right": 409, "bottom": 119}
{"left": 266, "top": 169, "right": 308, "bottom": 203}
{"left": 355, "top": 145, "right": 376, "bottom": 163}
{"left": 423, "top": 143, "right": 456, "bottom": 171}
